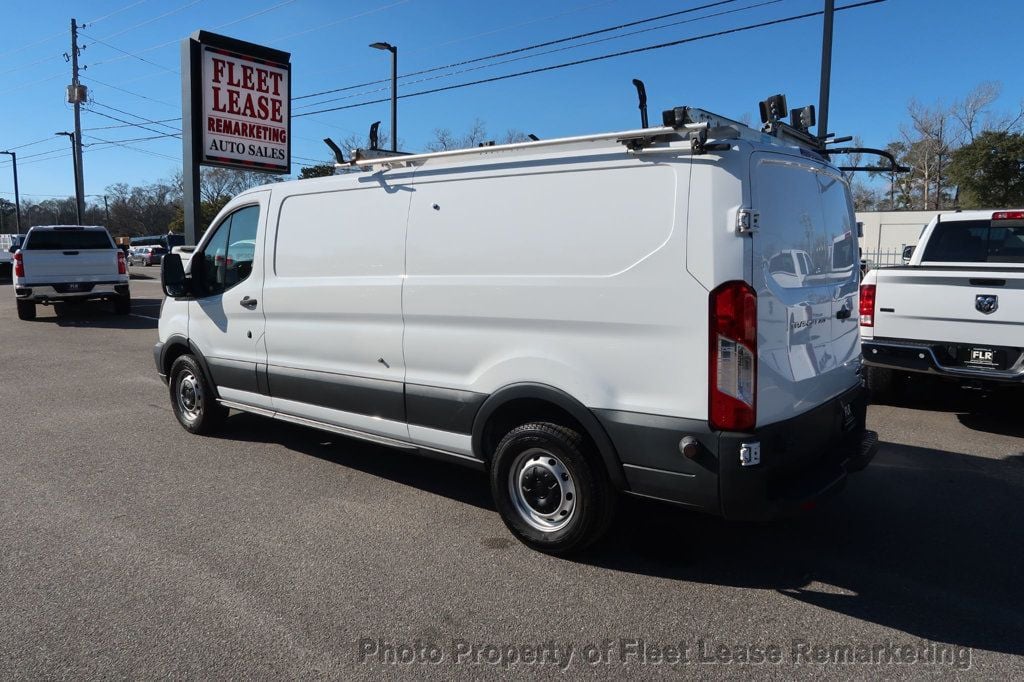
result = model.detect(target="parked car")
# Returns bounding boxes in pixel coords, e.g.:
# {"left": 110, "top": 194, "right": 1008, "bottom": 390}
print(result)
{"left": 155, "top": 102, "right": 876, "bottom": 554}
{"left": 0, "top": 233, "right": 18, "bottom": 276}
{"left": 129, "top": 245, "right": 165, "bottom": 267}
{"left": 12, "top": 225, "right": 130, "bottom": 320}
{"left": 861, "top": 210, "right": 1024, "bottom": 398}
{"left": 170, "top": 244, "right": 196, "bottom": 270}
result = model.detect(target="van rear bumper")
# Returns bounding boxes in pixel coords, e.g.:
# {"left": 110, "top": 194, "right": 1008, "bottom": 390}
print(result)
{"left": 597, "top": 385, "right": 875, "bottom": 520}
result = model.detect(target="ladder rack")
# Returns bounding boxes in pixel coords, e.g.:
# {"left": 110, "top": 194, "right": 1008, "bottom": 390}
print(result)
{"left": 347, "top": 122, "right": 710, "bottom": 170}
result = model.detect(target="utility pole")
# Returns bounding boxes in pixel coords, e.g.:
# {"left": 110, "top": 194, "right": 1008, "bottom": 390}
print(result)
{"left": 817, "top": 0, "right": 834, "bottom": 141}
{"left": 67, "top": 18, "right": 86, "bottom": 224}
{"left": 0, "top": 150, "right": 22, "bottom": 233}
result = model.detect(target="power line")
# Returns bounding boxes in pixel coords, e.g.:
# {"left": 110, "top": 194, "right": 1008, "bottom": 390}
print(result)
{"left": 83, "top": 134, "right": 181, "bottom": 162}
{"left": 91, "top": 0, "right": 203, "bottom": 45}
{"left": 89, "top": 101, "right": 182, "bottom": 133}
{"left": 80, "top": 75, "right": 178, "bottom": 108}
{"left": 296, "top": 0, "right": 884, "bottom": 118}
{"left": 82, "top": 118, "right": 181, "bottom": 132}
{"left": 295, "top": 0, "right": 784, "bottom": 112}
{"left": 269, "top": 0, "right": 410, "bottom": 43}
{"left": 295, "top": 0, "right": 743, "bottom": 102}
{"left": 85, "top": 0, "right": 153, "bottom": 26}
{"left": 3, "top": 136, "right": 61, "bottom": 152}
{"left": 80, "top": 31, "right": 179, "bottom": 75}
{"left": 87, "top": 0, "right": 303, "bottom": 70}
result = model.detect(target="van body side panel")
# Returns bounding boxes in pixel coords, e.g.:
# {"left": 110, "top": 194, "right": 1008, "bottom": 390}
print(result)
{"left": 404, "top": 155, "right": 698, "bottom": 420}
{"left": 751, "top": 154, "right": 861, "bottom": 426}
{"left": 262, "top": 177, "right": 413, "bottom": 439}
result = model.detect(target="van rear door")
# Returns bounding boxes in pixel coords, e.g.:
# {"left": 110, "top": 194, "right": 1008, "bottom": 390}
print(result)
{"left": 751, "top": 153, "right": 860, "bottom": 425}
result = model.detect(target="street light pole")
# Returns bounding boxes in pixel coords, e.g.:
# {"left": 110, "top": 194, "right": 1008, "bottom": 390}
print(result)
{"left": 55, "top": 132, "right": 82, "bottom": 225}
{"left": 817, "top": 0, "right": 835, "bottom": 141}
{"left": 370, "top": 42, "right": 398, "bottom": 152}
{"left": 0, "top": 150, "right": 22, "bottom": 234}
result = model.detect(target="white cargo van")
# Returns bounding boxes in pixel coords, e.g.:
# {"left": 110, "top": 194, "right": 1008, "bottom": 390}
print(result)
{"left": 155, "top": 104, "right": 876, "bottom": 553}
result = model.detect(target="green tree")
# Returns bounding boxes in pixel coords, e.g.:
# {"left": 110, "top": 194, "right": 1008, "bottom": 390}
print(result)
{"left": 948, "top": 130, "right": 1024, "bottom": 208}
{"left": 299, "top": 163, "right": 335, "bottom": 179}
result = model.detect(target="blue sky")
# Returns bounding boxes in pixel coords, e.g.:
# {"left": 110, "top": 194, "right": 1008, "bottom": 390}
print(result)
{"left": 1, "top": 0, "right": 1021, "bottom": 205}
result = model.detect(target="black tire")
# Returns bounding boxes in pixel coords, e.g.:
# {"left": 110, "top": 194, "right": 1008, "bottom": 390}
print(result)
{"left": 490, "top": 421, "right": 616, "bottom": 555}
{"left": 866, "top": 366, "right": 902, "bottom": 403}
{"left": 16, "top": 299, "right": 36, "bottom": 321}
{"left": 113, "top": 293, "right": 131, "bottom": 315}
{"left": 168, "top": 354, "right": 227, "bottom": 435}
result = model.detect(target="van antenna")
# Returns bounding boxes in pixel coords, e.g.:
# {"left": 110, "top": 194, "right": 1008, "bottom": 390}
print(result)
{"left": 632, "top": 78, "right": 648, "bottom": 128}
{"left": 369, "top": 121, "right": 381, "bottom": 151}
{"left": 323, "top": 138, "right": 345, "bottom": 164}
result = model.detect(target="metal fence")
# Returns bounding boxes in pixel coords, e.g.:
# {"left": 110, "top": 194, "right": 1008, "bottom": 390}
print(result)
{"left": 862, "top": 248, "right": 907, "bottom": 269}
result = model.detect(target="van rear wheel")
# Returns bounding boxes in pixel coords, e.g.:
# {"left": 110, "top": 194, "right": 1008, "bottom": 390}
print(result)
{"left": 169, "top": 354, "right": 227, "bottom": 435}
{"left": 490, "top": 422, "right": 616, "bottom": 555}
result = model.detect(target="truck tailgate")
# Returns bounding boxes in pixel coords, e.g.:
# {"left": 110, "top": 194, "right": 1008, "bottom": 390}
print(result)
{"left": 20, "top": 249, "right": 120, "bottom": 283}
{"left": 873, "top": 268, "right": 1024, "bottom": 346}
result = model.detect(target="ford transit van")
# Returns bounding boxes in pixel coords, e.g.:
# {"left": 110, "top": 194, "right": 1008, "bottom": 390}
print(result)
{"left": 156, "top": 105, "right": 876, "bottom": 553}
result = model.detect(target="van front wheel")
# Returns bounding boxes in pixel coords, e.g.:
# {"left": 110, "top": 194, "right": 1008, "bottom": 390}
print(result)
{"left": 490, "top": 422, "right": 616, "bottom": 555}
{"left": 169, "top": 354, "right": 227, "bottom": 435}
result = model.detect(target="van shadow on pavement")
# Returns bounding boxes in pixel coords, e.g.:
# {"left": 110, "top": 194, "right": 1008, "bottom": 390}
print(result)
{"left": 213, "top": 410, "right": 1024, "bottom": 657}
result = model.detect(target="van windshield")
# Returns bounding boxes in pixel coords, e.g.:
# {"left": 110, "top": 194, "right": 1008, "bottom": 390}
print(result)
{"left": 921, "top": 220, "right": 1024, "bottom": 263}
{"left": 25, "top": 230, "right": 113, "bottom": 250}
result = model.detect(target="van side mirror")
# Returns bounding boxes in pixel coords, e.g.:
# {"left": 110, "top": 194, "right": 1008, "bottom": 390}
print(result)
{"left": 161, "top": 253, "right": 188, "bottom": 297}
{"left": 902, "top": 245, "right": 915, "bottom": 262}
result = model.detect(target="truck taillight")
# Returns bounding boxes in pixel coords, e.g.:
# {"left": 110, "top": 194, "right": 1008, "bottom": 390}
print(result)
{"left": 13, "top": 251, "right": 24, "bottom": 278}
{"left": 859, "top": 284, "right": 876, "bottom": 327}
{"left": 709, "top": 281, "right": 756, "bottom": 432}
{"left": 117, "top": 250, "right": 127, "bottom": 275}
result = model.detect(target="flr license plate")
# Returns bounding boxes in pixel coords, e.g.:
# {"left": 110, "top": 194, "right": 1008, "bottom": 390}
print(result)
{"left": 961, "top": 346, "right": 1006, "bottom": 370}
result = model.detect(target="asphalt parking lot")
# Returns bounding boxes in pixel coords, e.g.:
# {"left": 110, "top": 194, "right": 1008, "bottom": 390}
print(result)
{"left": 1, "top": 270, "right": 1022, "bottom": 678}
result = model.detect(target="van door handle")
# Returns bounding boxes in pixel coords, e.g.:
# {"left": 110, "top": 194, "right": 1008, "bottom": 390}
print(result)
{"left": 240, "top": 296, "right": 258, "bottom": 309}
{"left": 835, "top": 307, "right": 851, "bottom": 320}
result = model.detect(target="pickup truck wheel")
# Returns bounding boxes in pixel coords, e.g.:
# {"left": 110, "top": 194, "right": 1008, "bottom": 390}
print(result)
{"left": 113, "top": 293, "right": 131, "bottom": 315}
{"left": 490, "top": 422, "right": 616, "bottom": 555}
{"left": 169, "top": 355, "right": 227, "bottom": 435}
{"left": 16, "top": 299, "right": 36, "bottom": 321}
{"left": 866, "top": 366, "right": 902, "bottom": 403}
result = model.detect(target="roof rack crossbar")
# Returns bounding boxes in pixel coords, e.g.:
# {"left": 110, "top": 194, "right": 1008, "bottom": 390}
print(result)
{"left": 349, "top": 123, "right": 708, "bottom": 169}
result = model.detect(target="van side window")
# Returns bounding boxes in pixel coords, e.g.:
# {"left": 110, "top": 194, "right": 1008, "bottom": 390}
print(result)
{"left": 198, "top": 205, "right": 259, "bottom": 297}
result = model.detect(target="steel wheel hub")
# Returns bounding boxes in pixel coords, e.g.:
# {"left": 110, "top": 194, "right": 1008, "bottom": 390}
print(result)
{"left": 509, "top": 448, "right": 576, "bottom": 532}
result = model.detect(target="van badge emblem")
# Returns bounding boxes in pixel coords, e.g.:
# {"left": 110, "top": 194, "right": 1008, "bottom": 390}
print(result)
{"left": 975, "top": 294, "right": 998, "bottom": 314}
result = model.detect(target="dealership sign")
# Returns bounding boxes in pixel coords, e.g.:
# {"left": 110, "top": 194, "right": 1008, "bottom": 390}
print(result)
{"left": 183, "top": 31, "right": 291, "bottom": 174}
{"left": 181, "top": 31, "right": 291, "bottom": 243}
{"left": 201, "top": 46, "right": 290, "bottom": 171}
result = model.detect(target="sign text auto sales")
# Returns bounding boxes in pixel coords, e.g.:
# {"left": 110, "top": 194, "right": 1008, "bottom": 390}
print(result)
{"left": 201, "top": 46, "right": 290, "bottom": 171}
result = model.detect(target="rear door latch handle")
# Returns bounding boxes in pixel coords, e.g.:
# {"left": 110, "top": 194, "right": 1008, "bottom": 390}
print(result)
{"left": 240, "top": 296, "right": 258, "bottom": 309}
{"left": 836, "top": 307, "right": 851, "bottom": 320}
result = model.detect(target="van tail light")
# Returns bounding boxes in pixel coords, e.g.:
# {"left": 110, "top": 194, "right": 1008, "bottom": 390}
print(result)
{"left": 709, "top": 281, "right": 757, "bottom": 432}
{"left": 117, "top": 250, "right": 127, "bottom": 275}
{"left": 13, "top": 251, "right": 24, "bottom": 278}
{"left": 859, "top": 284, "right": 876, "bottom": 327}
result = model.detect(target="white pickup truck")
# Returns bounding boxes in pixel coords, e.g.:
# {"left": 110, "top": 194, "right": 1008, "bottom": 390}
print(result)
{"left": 860, "top": 210, "right": 1024, "bottom": 397}
{"left": 12, "top": 225, "right": 130, "bottom": 320}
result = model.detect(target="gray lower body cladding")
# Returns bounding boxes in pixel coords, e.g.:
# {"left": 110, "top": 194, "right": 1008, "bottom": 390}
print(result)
{"left": 595, "top": 384, "right": 873, "bottom": 520}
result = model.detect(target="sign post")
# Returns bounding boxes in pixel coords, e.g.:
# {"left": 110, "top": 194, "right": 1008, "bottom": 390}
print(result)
{"left": 181, "top": 31, "right": 291, "bottom": 245}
